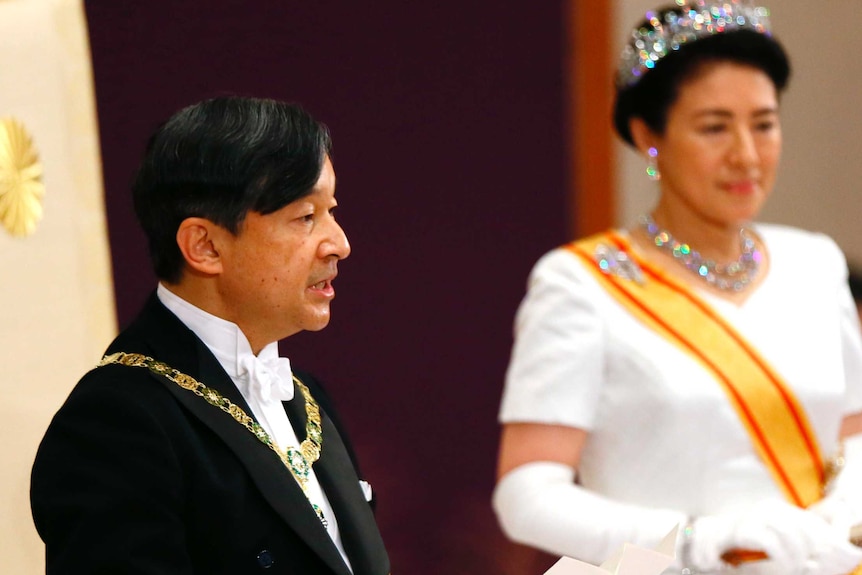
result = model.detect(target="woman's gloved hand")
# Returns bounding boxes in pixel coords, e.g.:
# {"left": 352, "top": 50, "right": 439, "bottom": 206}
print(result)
{"left": 687, "top": 499, "right": 862, "bottom": 575}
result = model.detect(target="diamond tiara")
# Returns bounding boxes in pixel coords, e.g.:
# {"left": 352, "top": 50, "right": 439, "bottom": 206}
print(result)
{"left": 616, "top": 0, "right": 772, "bottom": 89}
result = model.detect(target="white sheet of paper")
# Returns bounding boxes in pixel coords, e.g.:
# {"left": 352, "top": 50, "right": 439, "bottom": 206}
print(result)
{"left": 542, "top": 525, "right": 679, "bottom": 575}
{"left": 544, "top": 557, "right": 608, "bottom": 575}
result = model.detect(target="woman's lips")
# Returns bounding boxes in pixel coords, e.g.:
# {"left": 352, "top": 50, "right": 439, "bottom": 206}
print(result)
{"left": 723, "top": 180, "right": 758, "bottom": 194}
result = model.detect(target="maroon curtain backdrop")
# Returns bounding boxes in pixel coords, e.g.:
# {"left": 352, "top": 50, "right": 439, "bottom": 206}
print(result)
{"left": 85, "top": 2, "right": 568, "bottom": 572}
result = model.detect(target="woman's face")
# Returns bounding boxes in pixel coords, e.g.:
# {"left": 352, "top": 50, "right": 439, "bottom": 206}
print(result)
{"left": 651, "top": 61, "right": 782, "bottom": 229}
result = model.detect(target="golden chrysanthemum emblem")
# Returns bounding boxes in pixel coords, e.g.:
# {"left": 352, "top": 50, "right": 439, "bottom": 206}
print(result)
{"left": 0, "top": 117, "right": 45, "bottom": 237}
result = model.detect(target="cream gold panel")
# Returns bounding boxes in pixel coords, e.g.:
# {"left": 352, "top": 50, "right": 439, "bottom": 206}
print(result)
{"left": 0, "top": 0, "right": 116, "bottom": 572}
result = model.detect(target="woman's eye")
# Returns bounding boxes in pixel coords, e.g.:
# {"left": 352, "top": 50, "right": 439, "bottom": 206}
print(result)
{"left": 700, "top": 124, "right": 726, "bottom": 134}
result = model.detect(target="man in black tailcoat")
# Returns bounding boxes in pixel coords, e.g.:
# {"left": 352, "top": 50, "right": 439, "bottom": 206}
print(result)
{"left": 31, "top": 96, "right": 389, "bottom": 575}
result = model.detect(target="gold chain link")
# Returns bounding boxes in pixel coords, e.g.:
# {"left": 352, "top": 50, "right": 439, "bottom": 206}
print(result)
{"left": 98, "top": 351, "right": 328, "bottom": 524}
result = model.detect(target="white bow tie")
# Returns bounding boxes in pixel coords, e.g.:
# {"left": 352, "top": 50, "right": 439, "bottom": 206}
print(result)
{"left": 237, "top": 354, "right": 295, "bottom": 403}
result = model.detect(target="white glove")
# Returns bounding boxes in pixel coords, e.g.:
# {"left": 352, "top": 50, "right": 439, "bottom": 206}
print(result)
{"left": 493, "top": 462, "right": 861, "bottom": 574}
{"left": 493, "top": 461, "right": 685, "bottom": 566}
{"left": 688, "top": 499, "right": 862, "bottom": 575}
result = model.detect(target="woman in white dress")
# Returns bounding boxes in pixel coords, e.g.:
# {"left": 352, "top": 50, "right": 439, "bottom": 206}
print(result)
{"left": 493, "top": 3, "right": 862, "bottom": 574}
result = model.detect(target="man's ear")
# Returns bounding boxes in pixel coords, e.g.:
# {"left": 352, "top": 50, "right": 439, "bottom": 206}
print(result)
{"left": 629, "top": 117, "right": 659, "bottom": 157}
{"left": 176, "top": 217, "right": 224, "bottom": 276}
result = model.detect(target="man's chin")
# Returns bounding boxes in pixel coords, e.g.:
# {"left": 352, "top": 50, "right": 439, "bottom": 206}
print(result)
{"left": 304, "top": 313, "right": 332, "bottom": 332}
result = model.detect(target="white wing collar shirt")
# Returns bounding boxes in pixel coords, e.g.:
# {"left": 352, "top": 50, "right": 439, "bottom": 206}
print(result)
{"left": 157, "top": 283, "right": 353, "bottom": 571}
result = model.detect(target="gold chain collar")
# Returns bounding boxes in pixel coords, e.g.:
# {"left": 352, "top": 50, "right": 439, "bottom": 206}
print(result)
{"left": 98, "top": 351, "right": 327, "bottom": 526}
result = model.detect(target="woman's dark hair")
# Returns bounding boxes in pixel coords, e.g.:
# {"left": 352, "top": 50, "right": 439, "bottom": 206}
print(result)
{"left": 613, "top": 9, "right": 791, "bottom": 146}
{"left": 132, "top": 96, "right": 332, "bottom": 283}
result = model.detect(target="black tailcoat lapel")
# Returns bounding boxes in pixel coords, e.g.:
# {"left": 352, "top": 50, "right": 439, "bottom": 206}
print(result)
{"left": 284, "top": 378, "right": 389, "bottom": 575}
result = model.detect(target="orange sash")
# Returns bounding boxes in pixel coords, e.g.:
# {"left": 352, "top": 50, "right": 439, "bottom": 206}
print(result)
{"left": 567, "top": 231, "right": 825, "bottom": 508}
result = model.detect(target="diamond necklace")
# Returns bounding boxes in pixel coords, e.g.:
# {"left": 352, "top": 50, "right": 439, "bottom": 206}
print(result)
{"left": 638, "top": 214, "right": 762, "bottom": 292}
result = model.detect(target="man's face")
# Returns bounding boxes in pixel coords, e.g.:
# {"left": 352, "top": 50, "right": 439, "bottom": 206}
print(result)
{"left": 216, "top": 156, "right": 350, "bottom": 351}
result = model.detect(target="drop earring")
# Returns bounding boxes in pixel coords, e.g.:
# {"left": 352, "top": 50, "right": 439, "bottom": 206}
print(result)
{"left": 646, "top": 147, "right": 660, "bottom": 181}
